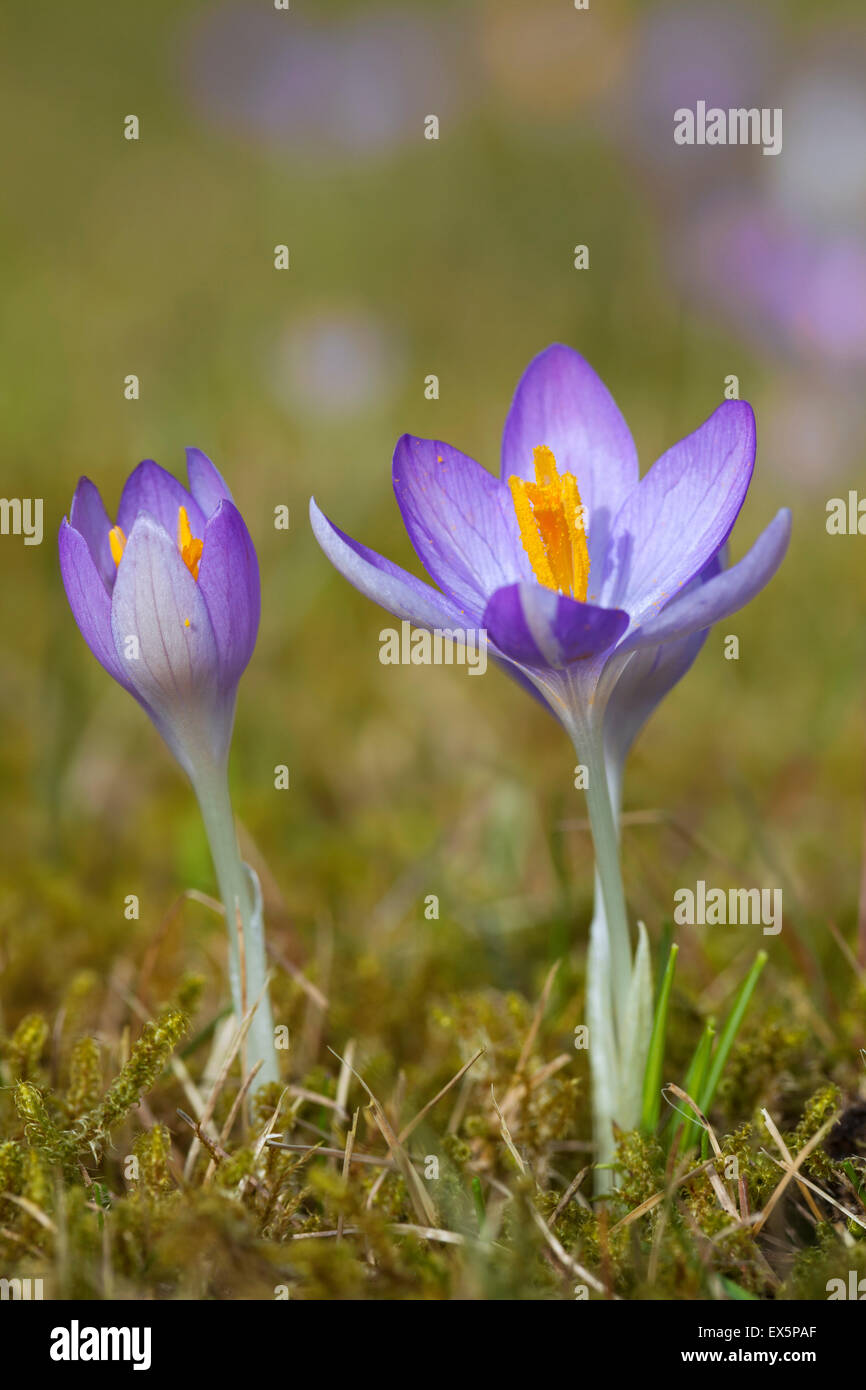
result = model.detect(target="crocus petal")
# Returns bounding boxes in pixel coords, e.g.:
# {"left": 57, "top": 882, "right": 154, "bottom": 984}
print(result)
{"left": 483, "top": 581, "right": 628, "bottom": 668}
{"left": 310, "top": 497, "right": 475, "bottom": 633}
{"left": 110, "top": 515, "right": 227, "bottom": 768}
{"left": 187, "top": 447, "right": 235, "bottom": 516}
{"left": 604, "top": 550, "right": 724, "bottom": 770}
{"left": 197, "top": 499, "right": 260, "bottom": 690}
{"left": 59, "top": 519, "right": 137, "bottom": 692}
{"left": 604, "top": 400, "right": 755, "bottom": 617}
{"left": 622, "top": 509, "right": 791, "bottom": 651}
{"left": 392, "top": 434, "right": 531, "bottom": 618}
{"left": 69, "top": 478, "right": 116, "bottom": 593}
{"left": 500, "top": 344, "right": 639, "bottom": 578}
{"left": 117, "top": 459, "right": 207, "bottom": 540}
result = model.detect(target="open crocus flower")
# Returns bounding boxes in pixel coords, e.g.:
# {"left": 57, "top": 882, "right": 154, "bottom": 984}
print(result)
{"left": 59, "top": 449, "right": 259, "bottom": 780}
{"left": 60, "top": 451, "right": 277, "bottom": 1086}
{"left": 311, "top": 343, "right": 791, "bottom": 1185}
{"left": 311, "top": 344, "right": 789, "bottom": 778}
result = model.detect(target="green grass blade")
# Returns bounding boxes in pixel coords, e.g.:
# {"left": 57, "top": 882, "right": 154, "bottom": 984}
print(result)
{"left": 698, "top": 951, "right": 768, "bottom": 1115}
{"left": 667, "top": 1017, "right": 715, "bottom": 1154}
{"left": 640, "top": 943, "right": 678, "bottom": 1134}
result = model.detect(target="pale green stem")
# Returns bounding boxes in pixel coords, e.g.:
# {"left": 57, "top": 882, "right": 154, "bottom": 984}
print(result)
{"left": 191, "top": 763, "right": 279, "bottom": 1087}
{"left": 568, "top": 718, "right": 632, "bottom": 1046}
{"left": 562, "top": 712, "right": 633, "bottom": 1193}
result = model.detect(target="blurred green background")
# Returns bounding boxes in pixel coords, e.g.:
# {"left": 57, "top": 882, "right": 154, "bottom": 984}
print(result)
{"left": 2, "top": 0, "right": 865, "bottom": 1084}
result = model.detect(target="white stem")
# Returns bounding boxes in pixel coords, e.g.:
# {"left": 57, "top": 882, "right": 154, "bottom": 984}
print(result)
{"left": 565, "top": 715, "right": 634, "bottom": 1192}
{"left": 191, "top": 764, "right": 279, "bottom": 1086}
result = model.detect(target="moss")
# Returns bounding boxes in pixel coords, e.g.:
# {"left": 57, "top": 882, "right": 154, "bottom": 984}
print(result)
{"left": 0, "top": 946, "right": 857, "bottom": 1300}
{"left": 4, "top": 1013, "right": 49, "bottom": 1079}
{"left": 64, "top": 1037, "right": 102, "bottom": 1117}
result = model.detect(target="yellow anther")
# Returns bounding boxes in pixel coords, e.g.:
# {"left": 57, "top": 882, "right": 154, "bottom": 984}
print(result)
{"left": 508, "top": 446, "right": 590, "bottom": 601}
{"left": 109, "top": 524, "right": 127, "bottom": 567}
{"left": 184, "top": 618, "right": 191, "bottom": 628}
{"left": 177, "top": 505, "right": 203, "bottom": 580}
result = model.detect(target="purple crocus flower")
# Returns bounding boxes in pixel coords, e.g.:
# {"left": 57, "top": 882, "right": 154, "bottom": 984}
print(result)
{"left": 59, "top": 450, "right": 259, "bottom": 780}
{"left": 59, "top": 450, "right": 277, "bottom": 1084}
{"left": 311, "top": 344, "right": 790, "bottom": 1182}
{"left": 310, "top": 344, "right": 790, "bottom": 759}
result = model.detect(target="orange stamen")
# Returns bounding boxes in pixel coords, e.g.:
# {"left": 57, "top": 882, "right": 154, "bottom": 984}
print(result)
{"left": 508, "top": 446, "right": 590, "bottom": 600}
{"left": 109, "top": 524, "right": 127, "bottom": 567}
{"left": 177, "top": 505, "right": 204, "bottom": 580}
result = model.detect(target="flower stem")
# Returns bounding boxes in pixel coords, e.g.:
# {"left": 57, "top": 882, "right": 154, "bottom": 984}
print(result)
{"left": 575, "top": 726, "right": 633, "bottom": 1045}
{"left": 564, "top": 716, "right": 634, "bottom": 1192}
{"left": 191, "top": 765, "right": 279, "bottom": 1087}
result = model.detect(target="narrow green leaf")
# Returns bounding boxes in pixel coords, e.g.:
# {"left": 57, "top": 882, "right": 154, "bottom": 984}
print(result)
{"left": 470, "top": 1175, "right": 486, "bottom": 1233}
{"left": 698, "top": 951, "right": 768, "bottom": 1115}
{"left": 640, "top": 943, "right": 678, "bottom": 1133}
{"left": 669, "top": 1017, "right": 715, "bottom": 1154}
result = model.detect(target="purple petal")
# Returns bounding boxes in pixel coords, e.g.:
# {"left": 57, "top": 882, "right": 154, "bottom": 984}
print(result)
{"left": 110, "top": 515, "right": 228, "bottom": 767}
{"left": 605, "top": 549, "right": 725, "bottom": 765}
{"left": 623, "top": 509, "right": 791, "bottom": 651}
{"left": 69, "top": 478, "right": 116, "bottom": 593}
{"left": 197, "top": 500, "right": 260, "bottom": 690}
{"left": 59, "top": 519, "right": 135, "bottom": 691}
{"left": 186, "top": 448, "right": 235, "bottom": 517}
{"left": 483, "top": 581, "right": 628, "bottom": 668}
{"left": 310, "top": 496, "right": 475, "bottom": 632}
{"left": 117, "top": 459, "right": 207, "bottom": 541}
{"left": 392, "top": 434, "right": 531, "bottom": 619}
{"left": 605, "top": 400, "right": 755, "bottom": 618}
{"left": 500, "top": 344, "right": 639, "bottom": 578}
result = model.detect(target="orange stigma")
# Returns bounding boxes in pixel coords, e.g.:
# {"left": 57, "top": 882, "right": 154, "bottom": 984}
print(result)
{"left": 177, "top": 505, "right": 203, "bottom": 580}
{"left": 508, "top": 446, "right": 590, "bottom": 600}
{"left": 109, "top": 524, "right": 127, "bottom": 567}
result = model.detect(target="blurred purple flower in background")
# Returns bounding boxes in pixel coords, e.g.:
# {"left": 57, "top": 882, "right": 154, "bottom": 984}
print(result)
{"left": 613, "top": 4, "right": 866, "bottom": 481}
{"left": 621, "top": 1, "right": 772, "bottom": 180}
{"left": 270, "top": 309, "right": 402, "bottom": 422}
{"left": 183, "top": 4, "right": 466, "bottom": 163}
{"left": 681, "top": 197, "right": 866, "bottom": 368}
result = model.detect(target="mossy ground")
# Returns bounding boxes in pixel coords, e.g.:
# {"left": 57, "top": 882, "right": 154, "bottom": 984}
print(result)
{"left": 1, "top": 943, "right": 865, "bottom": 1300}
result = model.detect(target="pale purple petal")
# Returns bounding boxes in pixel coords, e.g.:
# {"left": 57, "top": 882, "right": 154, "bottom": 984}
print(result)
{"left": 117, "top": 459, "right": 207, "bottom": 540}
{"left": 483, "top": 581, "right": 628, "bottom": 669}
{"left": 604, "top": 400, "right": 755, "bottom": 618}
{"left": 500, "top": 344, "right": 639, "bottom": 579}
{"left": 392, "top": 434, "right": 531, "bottom": 619}
{"left": 604, "top": 551, "right": 724, "bottom": 770}
{"left": 622, "top": 509, "right": 791, "bottom": 651}
{"left": 69, "top": 478, "right": 116, "bottom": 593}
{"left": 187, "top": 448, "right": 235, "bottom": 517}
{"left": 310, "top": 496, "right": 476, "bottom": 632}
{"left": 110, "top": 515, "right": 228, "bottom": 767}
{"left": 59, "top": 519, "right": 135, "bottom": 691}
{"left": 197, "top": 500, "right": 260, "bottom": 690}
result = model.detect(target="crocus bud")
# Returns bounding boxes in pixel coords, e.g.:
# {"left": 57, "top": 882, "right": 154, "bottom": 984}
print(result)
{"left": 59, "top": 449, "right": 259, "bottom": 780}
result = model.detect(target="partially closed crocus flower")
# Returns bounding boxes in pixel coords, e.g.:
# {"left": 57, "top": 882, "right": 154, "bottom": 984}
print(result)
{"left": 59, "top": 449, "right": 259, "bottom": 779}
{"left": 60, "top": 450, "right": 277, "bottom": 1086}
